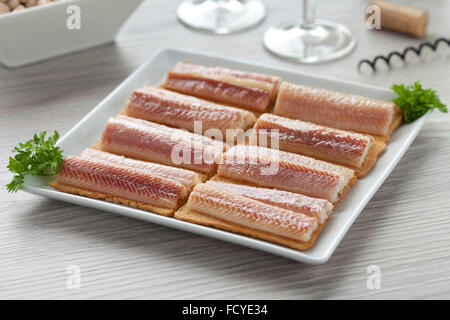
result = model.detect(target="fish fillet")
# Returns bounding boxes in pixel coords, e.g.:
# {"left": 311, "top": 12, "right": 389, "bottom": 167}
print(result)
{"left": 99, "top": 115, "right": 223, "bottom": 174}
{"left": 79, "top": 148, "right": 199, "bottom": 192}
{"left": 218, "top": 145, "right": 355, "bottom": 203}
{"left": 274, "top": 82, "right": 400, "bottom": 136}
{"left": 187, "top": 184, "right": 318, "bottom": 242}
{"left": 124, "top": 87, "right": 256, "bottom": 135}
{"left": 115, "top": 115, "right": 223, "bottom": 150}
{"left": 56, "top": 155, "right": 187, "bottom": 210}
{"left": 252, "top": 113, "right": 374, "bottom": 168}
{"left": 163, "top": 62, "right": 281, "bottom": 112}
{"left": 205, "top": 180, "right": 332, "bottom": 224}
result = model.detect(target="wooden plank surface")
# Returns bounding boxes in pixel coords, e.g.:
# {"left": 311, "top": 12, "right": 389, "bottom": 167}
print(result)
{"left": 0, "top": 0, "right": 449, "bottom": 299}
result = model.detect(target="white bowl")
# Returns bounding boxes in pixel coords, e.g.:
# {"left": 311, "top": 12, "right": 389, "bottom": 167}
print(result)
{"left": 0, "top": 0, "right": 143, "bottom": 67}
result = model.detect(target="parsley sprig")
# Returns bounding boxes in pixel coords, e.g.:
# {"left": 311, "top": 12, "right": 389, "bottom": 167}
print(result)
{"left": 392, "top": 82, "right": 448, "bottom": 123}
{"left": 6, "top": 131, "right": 64, "bottom": 193}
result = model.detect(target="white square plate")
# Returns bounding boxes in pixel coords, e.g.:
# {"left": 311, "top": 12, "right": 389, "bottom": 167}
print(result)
{"left": 22, "top": 49, "right": 428, "bottom": 264}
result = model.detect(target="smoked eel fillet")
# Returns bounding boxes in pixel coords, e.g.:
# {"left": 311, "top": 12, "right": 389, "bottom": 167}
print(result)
{"left": 99, "top": 115, "right": 223, "bottom": 174}
{"left": 163, "top": 62, "right": 281, "bottom": 113}
{"left": 50, "top": 154, "right": 189, "bottom": 215}
{"left": 185, "top": 184, "right": 319, "bottom": 242}
{"left": 274, "top": 82, "right": 402, "bottom": 139}
{"left": 205, "top": 179, "right": 332, "bottom": 224}
{"left": 115, "top": 115, "right": 223, "bottom": 150}
{"left": 217, "top": 145, "right": 356, "bottom": 203}
{"left": 124, "top": 87, "right": 256, "bottom": 135}
{"left": 251, "top": 113, "right": 386, "bottom": 176}
{"left": 79, "top": 148, "right": 199, "bottom": 192}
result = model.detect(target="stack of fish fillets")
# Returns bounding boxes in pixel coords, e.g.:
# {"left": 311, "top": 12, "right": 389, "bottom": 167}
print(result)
{"left": 50, "top": 61, "right": 402, "bottom": 250}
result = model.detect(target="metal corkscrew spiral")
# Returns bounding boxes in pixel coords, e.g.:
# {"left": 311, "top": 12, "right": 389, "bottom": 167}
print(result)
{"left": 358, "top": 37, "right": 450, "bottom": 71}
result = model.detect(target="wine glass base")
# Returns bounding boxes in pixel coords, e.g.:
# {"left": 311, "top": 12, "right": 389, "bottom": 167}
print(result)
{"left": 177, "top": 0, "right": 266, "bottom": 35}
{"left": 263, "top": 20, "right": 357, "bottom": 63}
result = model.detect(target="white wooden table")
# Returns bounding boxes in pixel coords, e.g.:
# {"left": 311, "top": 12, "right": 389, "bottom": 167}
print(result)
{"left": 1, "top": 0, "right": 449, "bottom": 299}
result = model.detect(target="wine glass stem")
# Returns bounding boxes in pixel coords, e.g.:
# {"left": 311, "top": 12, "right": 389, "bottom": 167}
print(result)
{"left": 302, "top": 0, "right": 316, "bottom": 29}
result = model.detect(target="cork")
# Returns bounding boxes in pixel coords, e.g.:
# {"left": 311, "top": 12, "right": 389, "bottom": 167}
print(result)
{"left": 368, "top": 0, "right": 429, "bottom": 38}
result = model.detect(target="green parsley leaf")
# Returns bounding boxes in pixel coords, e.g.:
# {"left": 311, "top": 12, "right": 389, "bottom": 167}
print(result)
{"left": 392, "top": 81, "right": 448, "bottom": 123}
{"left": 6, "top": 131, "right": 64, "bottom": 193}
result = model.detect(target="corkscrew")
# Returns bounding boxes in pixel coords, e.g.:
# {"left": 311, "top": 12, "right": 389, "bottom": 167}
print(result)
{"left": 358, "top": 37, "right": 450, "bottom": 72}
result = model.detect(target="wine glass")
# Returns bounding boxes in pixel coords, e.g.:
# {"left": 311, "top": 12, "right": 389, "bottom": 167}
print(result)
{"left": 176, "top": 0, "right": 266, "bottom": 35}
{"left": 263, "top": 0, "right": 356, "bottom": 63}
